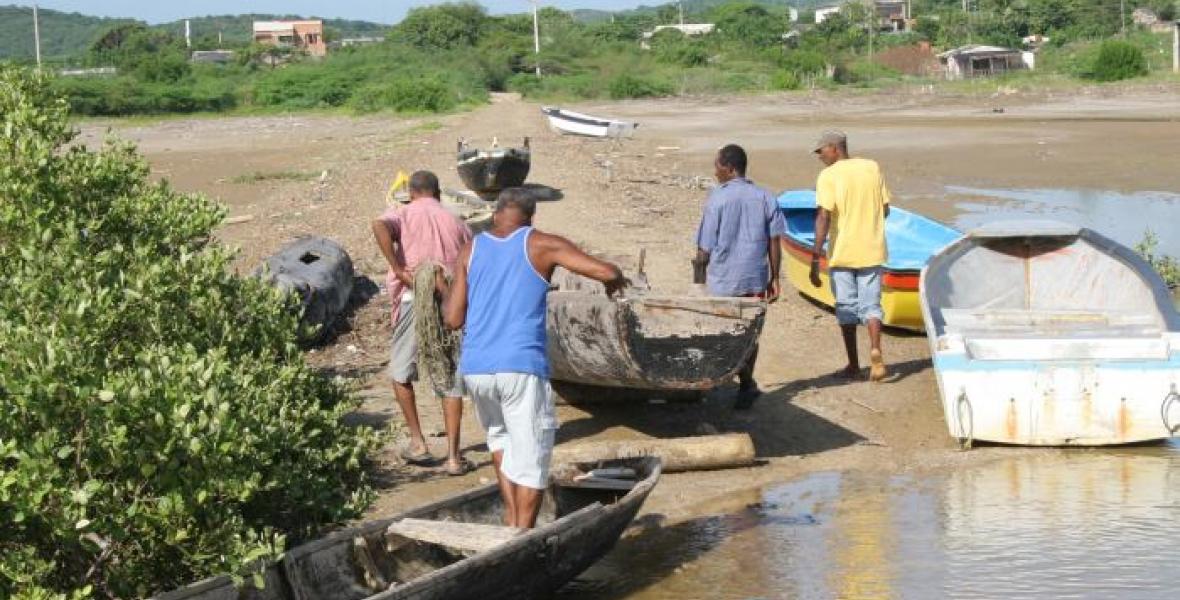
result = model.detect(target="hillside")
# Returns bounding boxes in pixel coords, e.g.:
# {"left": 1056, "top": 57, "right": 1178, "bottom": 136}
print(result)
{"left": 0, "top": 6, "right": 390, "bottom": 61}
{"left": 156, "top": 14, "right": 390, "bottom": 46}
{"left": 0, "top": 5, "right": 134, "bottom": 60}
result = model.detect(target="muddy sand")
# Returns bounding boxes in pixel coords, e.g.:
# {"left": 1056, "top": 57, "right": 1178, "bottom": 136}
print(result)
{"left": 79, "top": 82, "right": 1180, "bottom": 584}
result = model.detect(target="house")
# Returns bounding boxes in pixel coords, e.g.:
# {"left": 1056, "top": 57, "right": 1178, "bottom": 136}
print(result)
{"left": 640, "top": 23, "right": 715, "bottom": 49}
{"left": 874, "top": 0, "right": 909, "bottom": 31}
{"left": 338, "top": 37, "right": 383, "bottom": 48}
{"left": 1132, "top": 8, "right": 1159, "bottom": 26}
{"left": 252, "top": 20, "right": 327, "bottom": 57}
{"left": 814, "top": 5, "right": 842, "bottom": 23}
{"left": 937, "top": 45, "right": 1028, "bottom": 79}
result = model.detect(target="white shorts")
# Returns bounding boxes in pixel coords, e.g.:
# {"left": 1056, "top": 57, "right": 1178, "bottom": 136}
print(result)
{"left": 463, "top": 373, "right": 557, "bottom": 490}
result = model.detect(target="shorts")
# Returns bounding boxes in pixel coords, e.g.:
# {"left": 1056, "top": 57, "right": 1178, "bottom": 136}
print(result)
{"left": 830, "top": 266, "right": 884, "bottom": 326}
{"left": 463, "top": 373, "right": 557, "bottom": 490}
{"left": 388, "top": 294, "right": 465, "bottom": 398}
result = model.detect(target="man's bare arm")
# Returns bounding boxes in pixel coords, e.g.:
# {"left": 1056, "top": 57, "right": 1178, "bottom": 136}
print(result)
{"left": 442, "top": 242, "right": 471, "bottom": 330}
{"left": 371, "top": 218, "right": 411, "bottom": 285}
{"left": 534, "top": 232, "right": 624, "bottom": 294}
{"left": 812, "top": 209, "right": 831, "bottom": 259}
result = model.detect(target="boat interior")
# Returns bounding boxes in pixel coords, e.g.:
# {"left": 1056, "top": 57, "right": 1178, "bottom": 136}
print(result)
{"left": 924, "top": 233, "right": 1180, "bottom": 362}
{"left": 158, "top": 458, "right": 656, "bottom": 600}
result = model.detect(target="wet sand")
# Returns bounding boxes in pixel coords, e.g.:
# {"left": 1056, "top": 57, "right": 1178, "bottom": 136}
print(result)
{"left": 78, "top": 82, "right": 1180, "bottom": 596}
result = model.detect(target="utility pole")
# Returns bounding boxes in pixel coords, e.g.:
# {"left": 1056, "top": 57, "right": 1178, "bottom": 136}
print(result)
{"left": 185, "top": 19, "right": 192, "bottom": 48}
{"left": 531, "top": 0, "right": 541, "bottom": 76}
{"left": 679, "top": 1, "right": 684, "bottom": 25}
{"left": 1120, "top": 0, "right": 1126, "bottom": 38}
{"left": 1173, "top": 20, "right": 1178, "bottom": 74}
{"left": 33, "top": 4, "right": 42, "bottom": 69}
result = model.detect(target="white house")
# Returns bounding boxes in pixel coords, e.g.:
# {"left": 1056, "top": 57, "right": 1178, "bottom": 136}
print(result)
{"left": 814, "top": 5, "right": 842, "bottom": 23}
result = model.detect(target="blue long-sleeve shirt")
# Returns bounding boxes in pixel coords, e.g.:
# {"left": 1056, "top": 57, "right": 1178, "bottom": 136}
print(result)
{"left": 695, "top": 177, "right": 786, "bottom": 296}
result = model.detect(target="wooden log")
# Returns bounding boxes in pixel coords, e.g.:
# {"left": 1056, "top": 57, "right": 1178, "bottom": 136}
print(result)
{"left": 385, "top": 518, "right": 520, "bottom": 554}
{"left": 552, "top": 433, "right": 755, "bottom": 473}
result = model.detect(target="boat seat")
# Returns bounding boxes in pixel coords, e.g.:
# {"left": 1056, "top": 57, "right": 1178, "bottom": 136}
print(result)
{"left": 941, "top": 309, "right": 1171, "bottom": 361}
{"left": 385, "top": 518, "right": 520, "bottom": 554}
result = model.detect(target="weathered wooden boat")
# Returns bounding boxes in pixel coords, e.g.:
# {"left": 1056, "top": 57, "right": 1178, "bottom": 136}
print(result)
{"left": 920, "top": 221, "right": 1180, "bottom": 446}
{"left": 440, "top": 189, "right": 494, "bottom": 235}
{"left": 254, "top": 236, "right": 354, "bottom": 343}
{"left": 778, "top": 189, "right": 961, "bottom": 331}
{"left": 547, "top": 270, "right": 766, "bottom": 391}
{"left": 154, "top": 456, "right": 662, "bottom": 600}
{"left": 456, "top": 138, "right": 530, "bottom": 200}
{"left": 542, "top": 107, "right": 638, "bottom": 139}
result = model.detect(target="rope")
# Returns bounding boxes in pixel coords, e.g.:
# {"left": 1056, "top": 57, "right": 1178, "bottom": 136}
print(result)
{"left": 413, "top": 262, "right": 461, "bottom": 397}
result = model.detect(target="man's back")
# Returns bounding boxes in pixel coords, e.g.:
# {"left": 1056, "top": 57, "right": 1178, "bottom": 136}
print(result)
{"left": 696, "top": 178, "right": 785, "bottom": 296}
{"left": 816, "top": 157, "right": 890, "bottom": 269}
{"left": 378, "top": 199, "right": 471, "bottom": 321}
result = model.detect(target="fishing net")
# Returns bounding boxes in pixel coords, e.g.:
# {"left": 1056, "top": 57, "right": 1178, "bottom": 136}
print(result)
{"left": 413, "top": 262, "right": 462, "bottom": 397}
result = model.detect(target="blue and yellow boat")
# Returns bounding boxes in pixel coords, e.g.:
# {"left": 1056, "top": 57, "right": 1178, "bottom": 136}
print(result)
{"left": 777, "top": 190, "right": 961, "bottom": 331}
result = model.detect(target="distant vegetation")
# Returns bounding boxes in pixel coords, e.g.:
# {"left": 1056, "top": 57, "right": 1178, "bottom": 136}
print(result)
{"left": 0, "top": 0, "right": 1176, "bottom": 118}
{"left": 1138, "top": 231, "right": 1180, "bottom": 289}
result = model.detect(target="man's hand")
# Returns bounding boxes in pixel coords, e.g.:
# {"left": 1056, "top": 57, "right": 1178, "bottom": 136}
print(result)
{"left": 765, "top": 279, "right": 781, "bottom": 303}
{"left": 395, "top": 268, "right": 413, "bottom": 287}
{"left": 604, "top": 271, "right": 629, "bottom": 298}
{"left": 808, "top": 258, "right": 823, "bottom": 288}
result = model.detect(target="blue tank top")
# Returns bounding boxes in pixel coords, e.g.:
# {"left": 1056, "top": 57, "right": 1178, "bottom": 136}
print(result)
{"left": 460, "top": 226, "right": 550, "bottom": 377}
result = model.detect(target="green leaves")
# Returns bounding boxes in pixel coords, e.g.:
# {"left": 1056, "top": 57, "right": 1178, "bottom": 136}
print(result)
{"left": 0, "top": 66, "right": 379, "bottom": 599}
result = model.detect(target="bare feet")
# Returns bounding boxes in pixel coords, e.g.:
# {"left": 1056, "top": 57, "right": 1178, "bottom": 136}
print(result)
{"left": 869, "top": 349, "right": 888, "bottom": 382}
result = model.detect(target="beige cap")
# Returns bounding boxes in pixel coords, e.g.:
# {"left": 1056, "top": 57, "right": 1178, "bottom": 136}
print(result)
{"left": 813, "top": 130, "right": 847, "bottom": 153}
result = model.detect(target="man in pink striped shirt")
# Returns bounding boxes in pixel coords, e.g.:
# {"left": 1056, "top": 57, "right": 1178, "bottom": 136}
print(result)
{"left": 371, "top": 171, "right": 473, "bottom": 475}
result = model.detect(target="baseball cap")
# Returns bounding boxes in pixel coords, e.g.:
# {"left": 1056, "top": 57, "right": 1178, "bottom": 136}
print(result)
{"left": 813, "top": 130, "right": 847, "bottom": 153}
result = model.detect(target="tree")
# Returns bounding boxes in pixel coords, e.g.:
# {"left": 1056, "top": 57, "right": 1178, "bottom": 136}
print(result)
{"left": 90, "top": 23, "right": 190, "bottom": 82}
{"left": 712, "top": 2, "right": 787, "bottom": 47}
{"left": 389, "top": 2, "right": 487, "bottom": 50}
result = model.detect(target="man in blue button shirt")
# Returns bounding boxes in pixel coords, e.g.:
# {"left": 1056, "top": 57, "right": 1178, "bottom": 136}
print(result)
{"left": 695, "top": 144, "right": 785, "bottom": 408}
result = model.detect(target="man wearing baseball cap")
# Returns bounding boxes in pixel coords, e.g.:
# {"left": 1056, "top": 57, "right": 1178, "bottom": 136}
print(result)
{"left": 808, "top": 131, "right": 890, "bottom": 382}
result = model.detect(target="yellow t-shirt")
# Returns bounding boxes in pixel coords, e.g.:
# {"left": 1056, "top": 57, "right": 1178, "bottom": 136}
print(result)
{"left": 816, "top": 157, "right": 891, "bottom": 269}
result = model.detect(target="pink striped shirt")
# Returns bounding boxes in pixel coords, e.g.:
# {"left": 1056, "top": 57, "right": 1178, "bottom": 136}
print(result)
{"left": 377, "top": 198, "right": 472, "bottom": 324}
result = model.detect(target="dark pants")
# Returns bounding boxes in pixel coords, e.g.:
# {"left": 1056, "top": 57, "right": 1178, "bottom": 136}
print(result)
{"left": 738, "top": 343, "right": 759, "bottom": 390}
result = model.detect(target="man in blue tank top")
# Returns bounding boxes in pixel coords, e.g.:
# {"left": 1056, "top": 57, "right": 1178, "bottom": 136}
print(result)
{"left": 442, "top": 188, "right": 625, "bottom": 528}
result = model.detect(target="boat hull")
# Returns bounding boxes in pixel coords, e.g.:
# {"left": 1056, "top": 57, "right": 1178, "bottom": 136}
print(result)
{"left": 777, "top": 190, "right": 959, "bottom": 331}
{"left": 547, "top": 289, "right": 766, "bottom": 390}
{"left": 921, "top": 223, "right": 1180, "bottom": 446}
{"left": 542, "top": 107, "right": 637, "bottom": 139}
{"left": 455, "top": 149, "right": 530, "bottom": 200}
{"left": 155, "top": 458, "right": 662, "bottom": 600}
{"left": 936, "top": 355, "right": 1180, "bottom": 445}
{"left": 781, "top": 236, "right": 924, "bottom": 330}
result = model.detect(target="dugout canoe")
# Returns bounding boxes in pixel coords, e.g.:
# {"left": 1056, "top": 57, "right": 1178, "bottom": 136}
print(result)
{"left": 921, "top": 221, "right": 1180, "bottom": 446}
{"left": 456, "top": 138, "right": 530, "bottom": 200}
{"left": 546, "top": 270, "right": 766, "bottom": 391}
{"left": 154, "top": 456, "right": 662, "bottom": 600}
{"left": 778, "top": 189, "right": 961, "bottom": 331}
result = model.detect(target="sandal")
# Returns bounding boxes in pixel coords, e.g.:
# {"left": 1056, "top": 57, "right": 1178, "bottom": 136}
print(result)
{"left": 444, "top": 458, "right": 474, "bottom": 476}
{"left": 400, "top": 447, "right": 435, "bottom": 466}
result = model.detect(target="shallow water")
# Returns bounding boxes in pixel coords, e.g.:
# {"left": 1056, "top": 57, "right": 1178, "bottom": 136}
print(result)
{"left": 905, "top": 187, "right": 1180, "bottom": 258}
{"left": 560, "top": 443, "right": 1180, "bottom": 599}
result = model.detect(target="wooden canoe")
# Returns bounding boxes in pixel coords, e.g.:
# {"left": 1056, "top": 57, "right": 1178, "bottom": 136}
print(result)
{"left": 456, "top": 139, "right": 530, "bottom": 201}
{"left": 153, "top": 457, "right": 661, "bottom": 600}
{"left": 546, "top": 270, "right": 766, "bottom": 391}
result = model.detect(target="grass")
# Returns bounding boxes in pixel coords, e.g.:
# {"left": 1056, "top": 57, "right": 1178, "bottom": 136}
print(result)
{"left": 231, "top": 170, "right": 318, "bottom": 184}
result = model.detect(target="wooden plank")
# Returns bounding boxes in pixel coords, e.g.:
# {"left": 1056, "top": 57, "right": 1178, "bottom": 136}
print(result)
{"left": 385, "top": 518, "right": 520, "bottom": 554}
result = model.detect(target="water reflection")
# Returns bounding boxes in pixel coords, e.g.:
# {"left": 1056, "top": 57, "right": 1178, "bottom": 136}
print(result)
{"left": 560, "top": 444, "right": 1180, "bottom": 599}
{"left": 908, "top": 187, "right": 1180, "bottom": 258}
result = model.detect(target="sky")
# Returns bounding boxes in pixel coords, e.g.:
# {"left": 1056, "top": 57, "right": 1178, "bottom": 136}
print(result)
{"left": 9, "top": 1, "right": 655, "bottom": 24}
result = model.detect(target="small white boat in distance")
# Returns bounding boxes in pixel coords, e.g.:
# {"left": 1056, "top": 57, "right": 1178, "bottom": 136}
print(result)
{"left": 920, "top": 221, "right": 1180, "bottom": 446}
{"left": 542, "top": 107, "right": 638, "bottom": 138}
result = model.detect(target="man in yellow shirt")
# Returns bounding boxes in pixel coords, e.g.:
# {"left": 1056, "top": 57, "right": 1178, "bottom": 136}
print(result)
{"left": 808, "top": 131, "right": 890, "bottom": 382}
